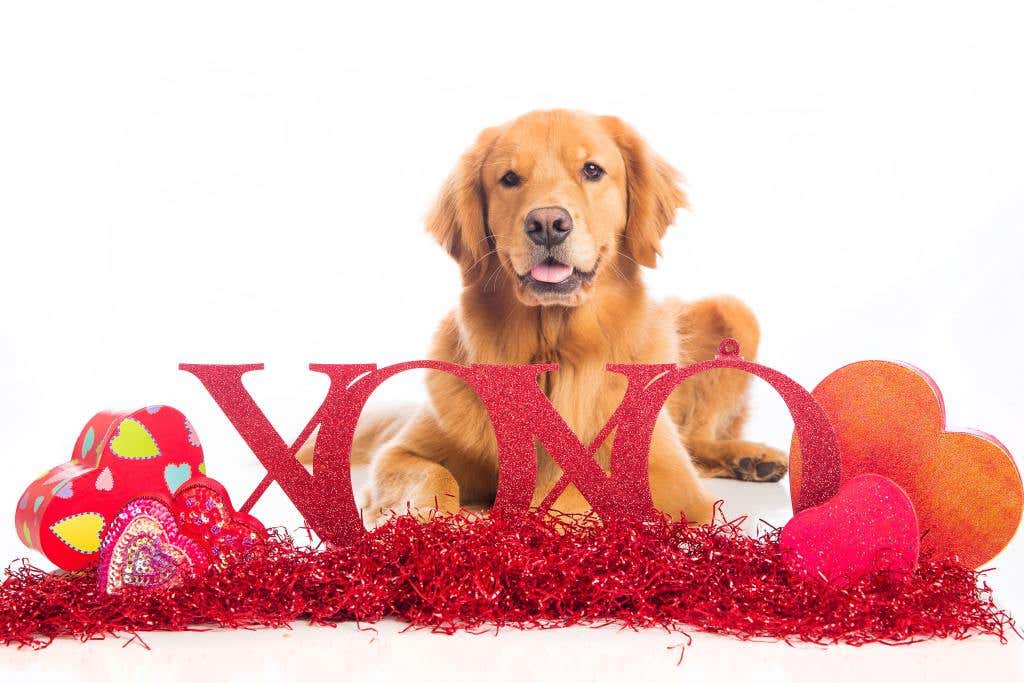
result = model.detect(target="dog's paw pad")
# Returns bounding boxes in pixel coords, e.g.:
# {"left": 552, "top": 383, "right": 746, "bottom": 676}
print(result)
{"left": 734, "top": 454, "right": 788, "bottom": 482}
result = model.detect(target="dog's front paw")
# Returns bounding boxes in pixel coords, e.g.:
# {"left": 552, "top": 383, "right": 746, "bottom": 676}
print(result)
{"left": 731, "top": 446, "right": 789, "bottom": 482}
{"left": 362, "top": 488, "right": 460, "bottom": 526}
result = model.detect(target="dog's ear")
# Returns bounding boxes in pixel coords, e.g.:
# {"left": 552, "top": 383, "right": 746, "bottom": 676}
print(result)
{"left": 426, "top": 126, "right": 501, "bottom": 280}
{"left": 600, "top": 116, "right": 687, "bottom": 268}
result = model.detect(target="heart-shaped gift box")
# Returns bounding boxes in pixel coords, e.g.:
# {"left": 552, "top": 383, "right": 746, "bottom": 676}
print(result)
{"left": 14, "top": 406, "right": 206, "bottom": 570}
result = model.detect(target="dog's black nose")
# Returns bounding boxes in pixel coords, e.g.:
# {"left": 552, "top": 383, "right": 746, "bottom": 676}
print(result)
{"left": 524, "top": 206, "right": 573, "bottom": 247}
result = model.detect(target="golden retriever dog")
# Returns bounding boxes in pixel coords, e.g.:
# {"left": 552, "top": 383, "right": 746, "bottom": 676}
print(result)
{"left": 300, "top": 110, "right": 788, "bottom": 525}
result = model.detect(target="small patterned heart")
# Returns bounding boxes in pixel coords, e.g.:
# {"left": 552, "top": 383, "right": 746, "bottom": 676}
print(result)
{"left": 110, "top": 418, "right": 160, "bottom": 460}
{"left": 80, "top": 426, "right": 95, "bottom": 460}
{"left": 53, "top": 480, "right": 74, "bottom": 499}
{"left": 184, "top": 419, "right": 201, "bottom": 447}
{"left": 95, "top": 467, "right": 114, "bottom": 492}
{"left": 164, "top": 463, "right": 192, "bottom": 494}
{"left": 50, "top": 512, "right": 105, "bottom": 554}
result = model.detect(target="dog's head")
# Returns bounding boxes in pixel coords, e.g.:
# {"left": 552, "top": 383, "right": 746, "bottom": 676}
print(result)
{"left": 428, "top": 110, "right": 686, "bottom": 306}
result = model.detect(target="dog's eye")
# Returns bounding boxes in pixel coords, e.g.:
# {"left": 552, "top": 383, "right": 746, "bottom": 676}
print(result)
{"left": 500, "top": 171, "right": 521, "bottom": 188}
{"left": 582, "top": 162, "right": 605, "bottom": 181}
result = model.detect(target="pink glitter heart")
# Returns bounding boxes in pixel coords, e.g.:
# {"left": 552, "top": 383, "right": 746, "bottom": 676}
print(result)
{"left": 780, "top": 474, "right": 919, "bottom": 586}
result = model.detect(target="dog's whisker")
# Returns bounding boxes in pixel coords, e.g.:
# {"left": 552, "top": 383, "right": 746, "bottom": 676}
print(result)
{"left": 484, "top": 271, "right": 503, "bottom": 294}
{"left": 615, "top": 249, "right": 642, "bottom": 269}
{"left": 466, "top": 248, "right": 498, "bottom": 273}
{"left": 464, "top": 233, "right": 496, "bottom": 252}
{"left": 481, "top": 262, "right": 506, "bottom": 293}
{"left": 607, "top": 260, "right": 629, "bottom": 282}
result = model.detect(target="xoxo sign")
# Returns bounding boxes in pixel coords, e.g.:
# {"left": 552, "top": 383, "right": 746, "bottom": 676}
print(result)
{"left": 181, "top": 340, "right": 841, "bottom": 547}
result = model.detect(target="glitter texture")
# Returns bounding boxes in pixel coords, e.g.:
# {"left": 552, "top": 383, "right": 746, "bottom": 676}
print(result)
{"left": 780, "top": 474, "right": 919, "bottom": 585}
{"left": 179, "top": 339, "right": 841, "bottom": 544}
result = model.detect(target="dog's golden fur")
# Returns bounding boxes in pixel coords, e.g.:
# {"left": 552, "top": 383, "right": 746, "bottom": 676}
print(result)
{"left": 299, "top": 110, "right": 787, "bottom": 525}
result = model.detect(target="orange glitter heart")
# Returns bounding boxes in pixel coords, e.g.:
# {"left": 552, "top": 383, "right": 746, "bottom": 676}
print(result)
{"left": 790, "top": 361, "right": 1022, "bottom": 568}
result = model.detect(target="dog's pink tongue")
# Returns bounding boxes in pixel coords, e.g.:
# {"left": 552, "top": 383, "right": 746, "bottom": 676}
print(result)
{"left": 530, "top": 262, "right": 573, "bottom": 283}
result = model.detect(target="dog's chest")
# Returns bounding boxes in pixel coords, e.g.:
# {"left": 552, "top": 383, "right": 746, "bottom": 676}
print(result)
{"left": 539, "top": 361, "right": 628, "bottom": 444}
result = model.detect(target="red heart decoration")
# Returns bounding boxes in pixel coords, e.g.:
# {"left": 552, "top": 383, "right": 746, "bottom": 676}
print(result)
{"left": 780, "top": 474, "right": 920, "bottom": 585}
{"left": 172, "top": 476, "right": 266, "bottom": 564}
{"left": 97, "top": 497, "right": 211, "bottom": 594}
{"left": 15, "top": 407, "right": 206, "bottom": 570}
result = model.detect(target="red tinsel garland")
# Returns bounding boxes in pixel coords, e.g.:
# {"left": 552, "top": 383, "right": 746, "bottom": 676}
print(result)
{"left": 0, "top": 510, "right": 1016, "bottom": 649}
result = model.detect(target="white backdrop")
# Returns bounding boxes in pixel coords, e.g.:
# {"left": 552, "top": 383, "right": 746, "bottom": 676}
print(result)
{"left": 1, "top": 2, "right": 1022, "bottom": 681}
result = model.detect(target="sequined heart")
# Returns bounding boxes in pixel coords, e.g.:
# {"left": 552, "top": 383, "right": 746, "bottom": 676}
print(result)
{"left": 780, "top": 474, "right": 919, "bottom": 586}
{"left": 98, "top": 498, "right": 211, "bottom": 594}
{"left": 173, "top": 476, "right": 267, "bottom": 565}
{"left": 121, "top": 536, "right": 182, "bottom": 587}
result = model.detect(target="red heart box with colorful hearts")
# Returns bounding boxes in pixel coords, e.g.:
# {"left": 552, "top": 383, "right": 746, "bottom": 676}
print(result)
{"left": 14, "top": 406, "right": 206, "bottom": 570}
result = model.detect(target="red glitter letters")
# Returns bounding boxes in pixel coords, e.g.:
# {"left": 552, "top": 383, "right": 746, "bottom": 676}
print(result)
{"left": 180, "top": 340, "right": 841, "bottom": 546}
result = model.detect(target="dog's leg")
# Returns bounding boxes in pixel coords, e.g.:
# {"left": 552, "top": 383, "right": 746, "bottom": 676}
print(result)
{"left": 363, "top": 411, "right": 462, "bottom": 524}
{"left": 365, "top": 444, "right": 461, "bottom": 523}
{"left": 295, "top": 403, "right": 412, "bottom": 467}
{"left": 647, "top": 416, "right": 717, "bottom": 524}
{"left": 534, "top": 483, "right": 592, "bottom": 517}
{"left": 534, "top": 416, "right": 715, "bottom": 525}
{"left": 666, "top": 296, "right": 789, "bottom": 483}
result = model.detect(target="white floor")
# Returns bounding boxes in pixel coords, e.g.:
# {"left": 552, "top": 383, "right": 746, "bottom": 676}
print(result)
{"left": 2, "top": 470, "right": 1021, "bottom": 683}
